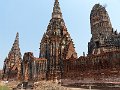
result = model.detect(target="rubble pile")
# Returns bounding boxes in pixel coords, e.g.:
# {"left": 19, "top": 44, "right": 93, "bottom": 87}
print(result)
{"left": 34, "top": 81, "right": 72, "bottom": 90}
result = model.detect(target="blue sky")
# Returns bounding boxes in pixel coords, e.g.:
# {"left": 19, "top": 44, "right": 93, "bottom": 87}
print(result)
{"left": 0, "top": 0, "right": 120, "bottom": 69}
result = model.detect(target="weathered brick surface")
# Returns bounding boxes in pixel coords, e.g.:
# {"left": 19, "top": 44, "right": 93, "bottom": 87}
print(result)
{"left": 2, "top": 33, "right": 22, "bottom": 81}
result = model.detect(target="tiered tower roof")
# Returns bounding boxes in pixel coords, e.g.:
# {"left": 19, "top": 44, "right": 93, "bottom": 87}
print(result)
{"left": 8, "top": 32, "right": 21, "bottom": 59}
{"left": 52, "top": 0, "right": 62, "bottom": 19}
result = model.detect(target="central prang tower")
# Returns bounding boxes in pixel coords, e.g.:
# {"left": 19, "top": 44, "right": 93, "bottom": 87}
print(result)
{"left": 39, "top": 0, "right": 77, "bottom": 81}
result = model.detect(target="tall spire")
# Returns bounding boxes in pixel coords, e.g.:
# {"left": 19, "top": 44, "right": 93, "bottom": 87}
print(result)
{"left": 52, "top": 0, "right": 62, "bottom": 19}
{"left": 2, "top": 32, "right": 22, "bottom": 81}
{"left": 11, "top": 32, "right": 20, "bottom": 53}
{"left": 15, "top": 32, "right": 19, "bottom": 44}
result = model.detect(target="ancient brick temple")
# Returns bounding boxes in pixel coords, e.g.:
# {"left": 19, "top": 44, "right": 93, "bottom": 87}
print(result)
{"left": 2, "top": 0, "right": 120, "bottom": 84}
{"left": 2, "top": 33, "right": 22, "bottom": 80}
{"left": 39, "top": 0, "right": 77, "bottom": 81}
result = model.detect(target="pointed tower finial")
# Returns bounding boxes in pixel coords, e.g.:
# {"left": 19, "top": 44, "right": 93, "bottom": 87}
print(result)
{"left": 11, "top": 32, "right": 20, "bottom": 52}
{"left": 52, "top": 0, "right": 62, "bottom": 19}
{"left": 15, "top": 32, "right": 19, "bottom": 41}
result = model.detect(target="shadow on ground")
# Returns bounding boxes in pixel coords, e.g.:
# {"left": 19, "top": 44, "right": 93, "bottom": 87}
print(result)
{"left": 62, "top": 83, "right": 120, "bottom": 90}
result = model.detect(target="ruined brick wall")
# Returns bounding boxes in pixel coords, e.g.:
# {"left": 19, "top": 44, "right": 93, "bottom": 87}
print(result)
{"left": 22, "top": 52, "right": 34, "bottom": 82}
{"left": 22, "top": 52, "right": 47, "bottom": 82}
{"left": 34, "top": 58, "right": 47, "bottom": 81}
{"left": 62, "top": 50, "right": 120, "bottom": 82}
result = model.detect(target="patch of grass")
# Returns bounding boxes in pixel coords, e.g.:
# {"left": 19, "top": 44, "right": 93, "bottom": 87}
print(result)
{"left": 0, "top": 85, "right": 10, "bottom": 90}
